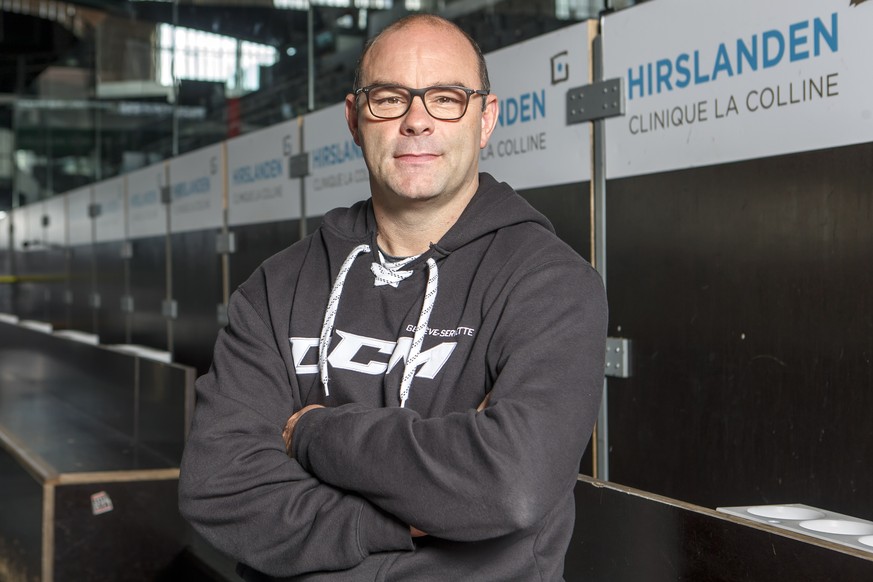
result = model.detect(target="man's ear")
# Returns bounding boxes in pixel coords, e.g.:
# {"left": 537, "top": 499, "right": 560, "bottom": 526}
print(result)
{"left": 479, "top": 95, "right": 499, "bottom": 149}
{"left": 345, "top": 94, "right": 361, "bottom": 146}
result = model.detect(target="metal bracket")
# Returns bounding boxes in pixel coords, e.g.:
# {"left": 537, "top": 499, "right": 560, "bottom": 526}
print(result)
{"left": 162, "top": 299, "right": 178, "bottom": 319}
{"left": 160, "top": 185, "right": 172, "bottom": 205}
{"left": 120, "top": 241, "right": 133, "bottom": 259}
{"left": 289, "top": 152, "right": 310, "bottom": 179}
{"left": 604, "top": 337, "right": 632, "bottom": 378}
{"left": 89, "top": 292, "right": 102, "bottom": 309}
{"left": 63, "top": 290, "right": 74, "bottom": 305}
{"left": 88, "top": 203, "right": 102, "bottom": 219}
{"left": 566, "top": 77, "right": 625, "bottom": 125}
{"left": 215, "top": 231, "right": 236, "bottom": 254}
{"left": 217, "top": 303, "right": 229, "bottom": 326}
{"left": 120, "top": 295, "right": 135, "bottom": 313}
{"left": 42, "top": 214, "right": 50, "bottom": 227}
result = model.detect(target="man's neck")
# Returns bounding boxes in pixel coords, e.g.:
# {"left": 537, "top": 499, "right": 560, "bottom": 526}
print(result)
{"left": 372, "top": 187, "right": 477, "bottom": 257}
{"left": 373, "top": 211, "right": 451, "bottom": 257}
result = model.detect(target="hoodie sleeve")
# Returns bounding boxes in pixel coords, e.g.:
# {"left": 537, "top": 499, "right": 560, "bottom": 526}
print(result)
{"left": 178, "top": 284, "right": 413, "bottom": 578}
{"left": 292, "top": 258, "right": 608, "bottom": 542}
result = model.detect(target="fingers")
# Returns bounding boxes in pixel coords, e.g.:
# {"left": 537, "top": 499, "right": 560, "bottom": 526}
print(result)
{"left": 476, "top": 390, "right": 492, "bottom": 412}
{"left": 283, "top": 404, "right": 325, "bottom": 456}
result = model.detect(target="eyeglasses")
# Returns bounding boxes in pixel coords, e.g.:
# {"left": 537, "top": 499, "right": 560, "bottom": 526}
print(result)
{"left": 354, "top": 84, "right": 490, "bottom": 121}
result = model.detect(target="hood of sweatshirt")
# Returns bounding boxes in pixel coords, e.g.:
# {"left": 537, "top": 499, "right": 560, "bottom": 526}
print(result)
{"left": 310, "top": 172, "right": 556, "bottom": 408}
{"left": 319, "top": 172, "right": 555, "bottom": 254}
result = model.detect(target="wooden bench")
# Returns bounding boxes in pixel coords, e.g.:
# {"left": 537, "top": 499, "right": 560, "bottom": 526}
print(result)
{"left": 566, "top": 476, "right": 873, "bottom": 580}
{"left": 0, "top": 321, "right": 195, "bottom": 581}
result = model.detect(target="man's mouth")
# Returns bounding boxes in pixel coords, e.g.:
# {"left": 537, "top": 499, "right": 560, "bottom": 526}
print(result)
{"left": 395, "top": 153, "right": 439, "bottom": 161}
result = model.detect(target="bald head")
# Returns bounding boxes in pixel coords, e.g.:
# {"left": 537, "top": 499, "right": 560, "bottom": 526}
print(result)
{"left": 352, "top": 14, "right": 490, "bottom": 93}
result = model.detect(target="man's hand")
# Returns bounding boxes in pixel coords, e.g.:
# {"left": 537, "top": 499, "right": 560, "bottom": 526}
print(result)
{"left": 410, "top": 526, "right": 427, "bottom": 538}
{"left": 283, "top": 404, "right": 325, "bottom": 457}
{"left": 477, "top": 391, "right": 492, "bottom": 412}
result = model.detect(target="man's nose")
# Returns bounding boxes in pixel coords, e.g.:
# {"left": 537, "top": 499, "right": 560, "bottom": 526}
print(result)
{"left": 400, "top": 94, "right": 435, "bottom": 135}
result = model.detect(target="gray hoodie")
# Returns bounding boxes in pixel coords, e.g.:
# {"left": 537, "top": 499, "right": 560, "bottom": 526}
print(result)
{"left": 178, "top": 173, "right": 608, "bottom": 581}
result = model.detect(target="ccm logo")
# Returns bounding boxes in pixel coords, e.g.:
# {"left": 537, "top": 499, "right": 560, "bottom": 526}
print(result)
{"left": 291, "top": 330, "right": 457, "bottom": 379}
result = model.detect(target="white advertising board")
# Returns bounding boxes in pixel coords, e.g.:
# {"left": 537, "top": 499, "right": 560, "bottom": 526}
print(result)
{"left": 303, "top": 102, "right": 370, "bottom": 217}
{"left": 227, "top": 120, "right": 301, "bottom": 226}
{"left": 127, "top": 162, "right": 167, "bottom": 240}
{"left": 0, "top": 211, "right": 9, "bottom": 252}
{"left": 66, "top": 187, "right": 93, "bottom": 247}
{"left": 11, "top": 205, "right": 28, "bottom": 252}
{"left": 603, "top": 0, "right": 873, "bottom": 178}
{"left": 482, "top": 21, "right": 593, "bottom": 188}
{"left": 94, "top": 176, "right": 126, "bottom": 243}
{"left": 44, "top": 196, "right": 67, "bottom": 248}
{"left": 24, "top": 201, "right": 44, "bottom": 250}
{"left": 169, "top": 144, "right": 224, "bottom": 234}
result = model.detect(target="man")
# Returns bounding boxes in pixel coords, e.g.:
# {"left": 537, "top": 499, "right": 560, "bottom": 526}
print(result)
{"left": 179, "top": 14, "right": 607, "bottom": 581}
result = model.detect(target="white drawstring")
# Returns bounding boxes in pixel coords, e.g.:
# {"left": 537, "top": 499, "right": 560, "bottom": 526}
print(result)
{"left": 371, "top": 251, "right": 416, "bottom": 288}
{"left": 317, "top": 244, "right": 439, "bottom": 407}
{"left": 399, "top": 257, "right": 438, "bottom": 408}
{"left": 318, "top": 244, "right": 370, "bottom": 395}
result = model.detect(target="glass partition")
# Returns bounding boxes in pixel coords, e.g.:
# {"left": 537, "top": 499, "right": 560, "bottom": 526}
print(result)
{"left": 0, "top": 0, "right": 608, "bottom": 211}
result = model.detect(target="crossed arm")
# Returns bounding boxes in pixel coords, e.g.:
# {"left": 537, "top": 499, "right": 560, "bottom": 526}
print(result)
{"left": 282, "top": 392, "right": 491, "bottom": 457}
{"left": 281, "top": 393, "right": 494, "bottom": 538}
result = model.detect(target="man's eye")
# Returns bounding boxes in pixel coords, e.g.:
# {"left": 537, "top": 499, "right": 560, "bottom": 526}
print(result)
{"left": 429, "top": 92, "right": 464, "bottom": 105}
{"left": 373, "top": 94, "right": 407, "bottom": 106}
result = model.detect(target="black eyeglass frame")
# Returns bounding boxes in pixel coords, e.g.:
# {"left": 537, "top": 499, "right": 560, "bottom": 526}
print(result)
{"left": 353, "top": 84, "right": 490, "bottom": 121}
